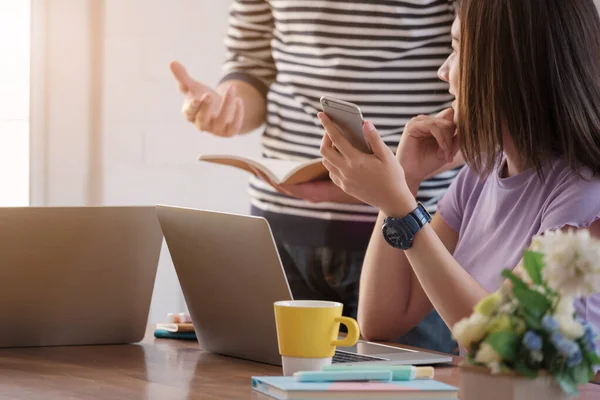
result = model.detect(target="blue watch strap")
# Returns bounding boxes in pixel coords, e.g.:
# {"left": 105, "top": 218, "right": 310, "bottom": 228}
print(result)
{"left": 410, "top": 203, "right": 431, "bottom": 229}
{"left": 382, "top": 203, "right": 431, "bottom": 250}
{"left": 404, "top": 211, "right": 423, "bottom": 235}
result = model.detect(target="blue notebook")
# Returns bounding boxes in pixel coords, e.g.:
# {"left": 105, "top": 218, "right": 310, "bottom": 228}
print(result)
{"left": 153, "top": 329, "right": 197, "bottom": 340}
{"left": 251, "top": 376, "right": 458, "bottom": 399}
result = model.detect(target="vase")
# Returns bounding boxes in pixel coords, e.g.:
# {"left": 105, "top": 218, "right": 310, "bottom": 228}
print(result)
{"left": 460, "top": 363, "right": 573, "bottom": 400}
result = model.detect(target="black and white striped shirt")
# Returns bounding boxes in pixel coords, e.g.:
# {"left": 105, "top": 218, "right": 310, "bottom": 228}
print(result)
{"left": 221, "top": 0, "right": 459, "bottom": 248}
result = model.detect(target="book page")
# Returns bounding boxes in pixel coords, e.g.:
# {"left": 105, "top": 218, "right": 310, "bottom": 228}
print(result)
{"left": 257, "top": 159, "right": 318, "bottom": 184}
{"left": 280, "top": 159, "right": 328, "bottom": 185}
{"left": 198, "top": 155, "right": 328, "bottom": 185}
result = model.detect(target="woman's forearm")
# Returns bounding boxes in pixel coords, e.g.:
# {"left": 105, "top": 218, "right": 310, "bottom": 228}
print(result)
{"left": 381, "top": 173, "right": 487, "bottom": 329}
{"left": 403, "top": 223, "right": 489, "bottom": 328}
{"left": 358, "top": 213, "right": 429, "bottom": 340}
{"left": 358, "top": 179, "right": 438, "bottom": 340}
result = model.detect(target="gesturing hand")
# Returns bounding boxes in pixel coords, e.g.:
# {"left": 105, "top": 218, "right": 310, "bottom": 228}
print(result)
{"left": 170, "top": 61, "right": 244, "bottom": 137}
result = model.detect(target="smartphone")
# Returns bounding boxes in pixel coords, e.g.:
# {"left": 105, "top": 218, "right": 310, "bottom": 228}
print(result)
{"left": 320, "top": 96, "right": 372, "bottom": 154}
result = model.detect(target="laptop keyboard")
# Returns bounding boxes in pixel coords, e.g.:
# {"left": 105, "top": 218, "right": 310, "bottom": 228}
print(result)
{"left": 333, "top": 350, "right": 388, "bottom": 363}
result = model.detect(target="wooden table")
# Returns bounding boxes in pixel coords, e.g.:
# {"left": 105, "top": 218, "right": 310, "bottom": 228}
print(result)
{"left": 0, "top": 327, "right": 598, "bottom": 399}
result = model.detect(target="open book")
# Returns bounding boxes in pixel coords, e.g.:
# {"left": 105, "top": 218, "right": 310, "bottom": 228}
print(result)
{"left": 198, "top": 155, "right": 329, "bottom": 185}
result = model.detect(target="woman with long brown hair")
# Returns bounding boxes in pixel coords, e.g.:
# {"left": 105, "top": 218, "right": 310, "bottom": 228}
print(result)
{"left": 317, "top": 0, "right": 600, "bottom": 351}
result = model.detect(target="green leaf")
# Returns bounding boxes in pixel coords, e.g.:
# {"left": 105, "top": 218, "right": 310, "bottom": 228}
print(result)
{"left": 522, "top": 309, "right": 542, "bottom": 330}
{"left": 555, "top": 373, "right": 579, "bottom": 396}
{"left": 486, "top": 332, "right": 519, "bottom": 362}
{"left": 502, "top": 269, "right": 528, "bottom": 291}
{"left": 513, "top": 287, "right": 551, "bottom": 318}
{"left": 570, "top": 360, "right": 592, "bottom": 385}
{"left": 587, "top": 364, "right": 596, "bottom": 383}
{"left": 584, "top": 350, "right": 600, "bottom": 366}
{"left": 515, "top": 361, "right": 538, "bottom": 378}
{"left": 547, "top": 353, "right": 567, "bottom": 375}
{"left": 523, "top": 250, "right": 544, "bottom": 284}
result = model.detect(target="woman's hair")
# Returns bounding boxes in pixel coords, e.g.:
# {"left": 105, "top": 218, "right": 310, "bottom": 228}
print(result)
{"left": 456, "top": 0, "right": 600, "bottom": 177}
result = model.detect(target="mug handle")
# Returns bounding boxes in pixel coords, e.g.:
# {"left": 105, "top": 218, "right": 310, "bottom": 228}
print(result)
{"left": 331, "top": 316, "right": 360, "bottom": 347}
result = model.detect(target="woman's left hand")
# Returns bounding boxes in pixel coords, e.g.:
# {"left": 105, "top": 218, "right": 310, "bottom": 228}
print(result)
{"left": 318, "top": 112, "right": 416, "bottom": 217}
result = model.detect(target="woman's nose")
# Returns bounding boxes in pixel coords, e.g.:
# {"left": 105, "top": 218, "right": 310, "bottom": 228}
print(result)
{"left": 438, "top": 58, "right": 450, "bottom": 83}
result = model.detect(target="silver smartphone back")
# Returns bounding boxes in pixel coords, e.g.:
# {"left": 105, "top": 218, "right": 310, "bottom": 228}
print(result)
{"left": 320, "top": 96, "right": 372, "bottom": 154}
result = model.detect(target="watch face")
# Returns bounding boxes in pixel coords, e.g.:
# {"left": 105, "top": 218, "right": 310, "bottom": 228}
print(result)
{"left": 383, "top": 223, "right": 408, "bottom": 249}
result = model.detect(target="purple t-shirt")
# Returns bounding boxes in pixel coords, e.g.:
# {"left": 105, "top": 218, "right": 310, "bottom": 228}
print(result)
{"left": 438, "top": 157, "right": 600, "bottom": 343}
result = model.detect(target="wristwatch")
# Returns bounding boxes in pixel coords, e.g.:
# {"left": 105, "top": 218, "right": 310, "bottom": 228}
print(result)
{"left": 381, "top": 202, "right": 432, "bottom": 250}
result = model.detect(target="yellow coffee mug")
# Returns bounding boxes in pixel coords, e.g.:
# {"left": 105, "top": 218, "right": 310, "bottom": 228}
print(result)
{"left": 274, "top": 300, "right": 360, "bottom": 375}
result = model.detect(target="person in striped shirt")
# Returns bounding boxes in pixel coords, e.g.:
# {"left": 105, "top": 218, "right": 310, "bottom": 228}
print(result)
{"left": 170, "top": 0, "right": 463, "bottom": 354}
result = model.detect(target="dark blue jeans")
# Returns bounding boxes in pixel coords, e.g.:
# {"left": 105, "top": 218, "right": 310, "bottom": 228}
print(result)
{"left": 276, "top": 240, "right": 458, "bottom": 355}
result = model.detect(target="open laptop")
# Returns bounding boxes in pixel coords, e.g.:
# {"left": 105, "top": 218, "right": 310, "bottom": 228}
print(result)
{"left": 0, "top": 206, "right": 163, "bottom": 348}
{"left": 156, "top": 205, "right": 452, "bottom": 366}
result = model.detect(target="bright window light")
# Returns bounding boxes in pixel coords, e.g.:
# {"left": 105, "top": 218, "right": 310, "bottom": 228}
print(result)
{"left": 0, "top": 0, "right": 30, "bottom": 206}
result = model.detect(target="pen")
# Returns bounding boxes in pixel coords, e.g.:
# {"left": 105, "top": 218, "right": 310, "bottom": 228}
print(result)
{"left": 322, "top": 365, "right": 435, "bottom": 381}
{"left": 293, "top": 370, "right": 393, "bottom": 383}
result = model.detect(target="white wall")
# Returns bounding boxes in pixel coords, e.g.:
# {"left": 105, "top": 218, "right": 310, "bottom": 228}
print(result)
{"left": 30, "top": 0, "right": 96, "bottom": 206}
{"left": 101, "top": 0, "right": 262, "bottom": 322}
{"left": 31, "top": 0, "right": 262, "bottom": 323}
{"left": 0, "top": 1, "right": 30, "bottom": 207}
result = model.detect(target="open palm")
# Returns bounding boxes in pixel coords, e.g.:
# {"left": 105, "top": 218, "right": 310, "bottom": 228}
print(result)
{"left": 170, "top": 61, "right": 244, "bottom": 137}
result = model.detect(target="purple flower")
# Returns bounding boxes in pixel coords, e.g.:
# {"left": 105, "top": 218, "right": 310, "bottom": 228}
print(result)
{"left": 566, "top": 347, "right": 583, "bottom": 367}
{"left": 542, "top": 315, "right": 559, "bottom": 332}
{"left": 582, "top": 322, "right": 598, "bottom": 352}
{"left": 551, "top": 332, "right": 581, "bottom": 366}
{"left": 551, "top": 332, "right": 565, "bottom": 347}
{"left": 523, "top": 331, "right": 542, "bottom": 352}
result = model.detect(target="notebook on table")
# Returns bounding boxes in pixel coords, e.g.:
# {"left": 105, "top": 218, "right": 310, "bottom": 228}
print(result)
{"left": 251, "top": 376, "right": 458, "bottom": 399}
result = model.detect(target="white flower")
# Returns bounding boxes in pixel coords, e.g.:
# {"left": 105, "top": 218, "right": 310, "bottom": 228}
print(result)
{"left": 530, "top": 350, "right": 544, "bottom": 363}
{"left": 530, "top": 236, "right": 544, "bottom": 252}
{"left": 555, "top": 295, "right": 576, "bottom": 317}
{"left": 497, "top": 298, "right": 518, "bottom": 314}
{"left": 555, "top": 314, "right": 585, "bottom": 340}
{"left": 475, "top": 343, "right": 502, "bottom": 368}
{"left": 452, "top": 313, "right": 489, "bottom": 350}
{"left": 553, "top": 296, "right": 585, "bottom": 339}
{"left": 535, "top": 230, "right": 600, "bottom": 296}
{"left": 488, "top": 361, "right": 502, "bottom": 374}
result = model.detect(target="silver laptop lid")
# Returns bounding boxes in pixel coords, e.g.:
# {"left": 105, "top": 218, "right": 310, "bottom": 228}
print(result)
{"left": 156, "top": 205, "right": 292, "bottom": 366}
{"left": 0, "top": 206, "right": 163, "bottom": 348}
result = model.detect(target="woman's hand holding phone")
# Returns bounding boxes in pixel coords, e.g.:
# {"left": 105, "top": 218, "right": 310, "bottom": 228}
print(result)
{"left": 318, "top": 107, "right": 460, "bottom": 217}
{"left": 318, "top": 112, "right": 416, "bottom": 217}
{"left": 320, "top": 96, "right": 372, "bottom": 154}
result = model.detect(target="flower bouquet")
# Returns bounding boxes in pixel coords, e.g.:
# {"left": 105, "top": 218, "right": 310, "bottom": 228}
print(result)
{"left": 453, "top": 230, "right": 600, "bottom": 398}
